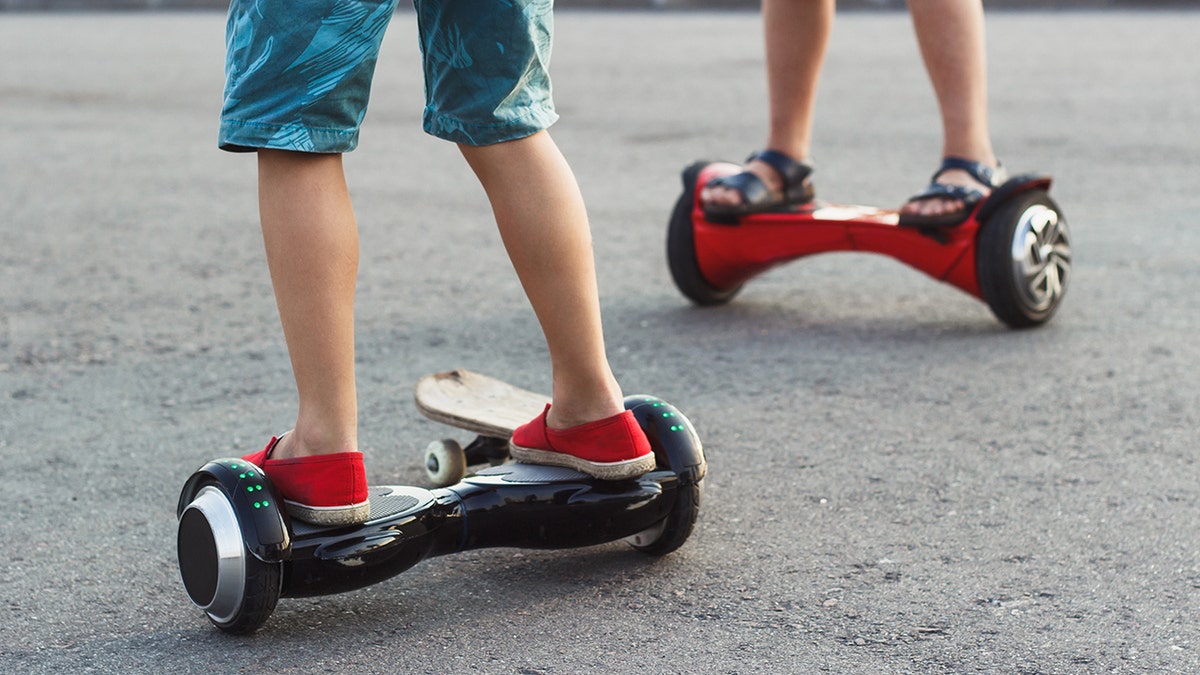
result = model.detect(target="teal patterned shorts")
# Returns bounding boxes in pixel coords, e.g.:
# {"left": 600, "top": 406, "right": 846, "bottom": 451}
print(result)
{"left": 219, "top": 0, "right": 558, "bottom": 152}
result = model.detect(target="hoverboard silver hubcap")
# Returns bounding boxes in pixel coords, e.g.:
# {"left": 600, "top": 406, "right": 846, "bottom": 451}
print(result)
{"left": 1011, "top": 204, "right": 1070, "bottom": 313}
{"left": 178, "top": 485, "right": 246, "bottom": 624}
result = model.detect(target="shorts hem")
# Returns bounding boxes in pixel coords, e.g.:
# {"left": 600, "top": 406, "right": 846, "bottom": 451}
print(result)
{"left": 218, "top": 119, "right": 360, "bottom": 154}
{"left": 423, "top": 106, "right": 560, "bottom": 147}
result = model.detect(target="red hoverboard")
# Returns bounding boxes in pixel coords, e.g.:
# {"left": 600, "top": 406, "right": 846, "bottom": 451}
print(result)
{"left": 667, "top": 161, "right": 1072, "bottom": 328}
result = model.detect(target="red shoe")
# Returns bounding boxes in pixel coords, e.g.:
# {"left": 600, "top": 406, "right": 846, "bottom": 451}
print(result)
{"left": 510, "top": 405, "right": 656, "bottom": 480}
{"left": 242, "top": 436, "right": 370, "bottom": 527}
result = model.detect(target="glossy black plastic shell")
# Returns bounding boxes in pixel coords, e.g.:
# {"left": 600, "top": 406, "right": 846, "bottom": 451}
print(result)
{"left": 446, "top": 471, "right": 675, "bottom": 552}
{"left": 281, "top": 489, "right": 459, "bottom": 598}
{"left": 624, "top": 395, "right": 706, "bottom": 486}
{"left": 177, "top": 458, "right": 291, "bottom": 562}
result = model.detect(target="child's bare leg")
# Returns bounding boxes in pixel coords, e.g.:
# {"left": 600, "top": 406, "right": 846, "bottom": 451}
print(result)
{"left": 902, "top": 0, "right": 999, "bottom": 219}
{"left": 701, "top": 0, "right": 834, "bottom": 209}
{"left": 761, "top": 0, "right": 833, "bottom": 164}
{"left": 458, "top": 131, "right": 624, "bottom": 430}
{"left": 257, "top": 149, "right": 360, "bottom": 459}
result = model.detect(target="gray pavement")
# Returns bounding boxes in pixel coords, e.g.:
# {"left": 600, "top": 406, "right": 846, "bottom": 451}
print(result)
{"left": 2, "top": 8, "right": 1199, "bottom": 674}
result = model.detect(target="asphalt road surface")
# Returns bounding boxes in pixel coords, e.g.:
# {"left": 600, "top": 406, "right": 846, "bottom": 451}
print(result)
{"left": 2, "top": 8, "right": 1197, "bottom": 674}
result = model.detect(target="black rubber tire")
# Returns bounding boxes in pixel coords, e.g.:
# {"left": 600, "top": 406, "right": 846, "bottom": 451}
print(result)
{"left": 666, "top": 166, "right": 742, "bottom": 306}
{"left": 628, "top": 481, "right": 702, "bottom": 557}
{"left": 976, "top": 189, "right": 1070, "bottom": 329}
{"left": 209, "top": 554, "right": 281, "bottom": 635}
{"left": 186, "top": 479, "right": 282, "bottom": 635}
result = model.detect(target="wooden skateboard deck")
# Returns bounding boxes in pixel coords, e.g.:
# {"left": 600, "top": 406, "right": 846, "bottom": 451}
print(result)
{"left": 414, "top": 369, "right": 549, "bottom": 439}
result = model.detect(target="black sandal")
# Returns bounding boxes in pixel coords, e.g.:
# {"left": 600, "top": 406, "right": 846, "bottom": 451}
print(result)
{"left": 702, "top": 149, "right": 815, "bottom": 219}
{"left": 899, "top": 156, "right": 1005, "bottom": 228}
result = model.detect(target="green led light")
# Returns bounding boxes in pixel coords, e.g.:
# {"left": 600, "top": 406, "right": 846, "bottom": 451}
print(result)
{"left": 253, "top": 502, "right": 261, "bottom": 508}
{"left": 230, "top": 463, "right": 239, "bottom": 469}
{"left": 239, "top": 473, "right": 246, "bottom": 479}
{"left": 670, "top": 425, "right": 683, "bottom": 432}
{"left": 256, "top": 485, "right": 263, "bottom": 491}
{"left": 246, "top": 486, "right": 254, "bottom": 493}
{"left": 262, "top": 500, "right": 269, "bottom": 506}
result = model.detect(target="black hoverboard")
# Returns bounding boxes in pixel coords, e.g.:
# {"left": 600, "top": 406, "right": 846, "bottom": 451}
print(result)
{"left": 176, "top": 396, "right": 705, "bottom": 634}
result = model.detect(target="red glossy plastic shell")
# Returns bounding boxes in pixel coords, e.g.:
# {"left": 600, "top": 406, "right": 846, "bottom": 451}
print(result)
{"left": 690, "top": 162, "right": 1051, "bottom": 300}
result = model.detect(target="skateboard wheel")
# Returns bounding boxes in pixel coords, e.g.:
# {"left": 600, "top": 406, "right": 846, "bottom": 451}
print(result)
{"left": 424, "top": 439, "right": 466, "bottom": 487}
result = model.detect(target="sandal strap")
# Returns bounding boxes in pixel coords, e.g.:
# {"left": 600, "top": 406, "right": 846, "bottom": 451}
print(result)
{"left": 702, "top": 149, "right": 816, "bottom": 217}
{"left": 905, "top": 181, "right": 985, "bottom": 205}
{"left": 707, "top": 170, "right": 772, "bottom": 206}
{"left": 748, "top": 149, "right": 814, "bottom": 199}
{"left": 932, "top": 156, "right": 1003, "bottom": 187}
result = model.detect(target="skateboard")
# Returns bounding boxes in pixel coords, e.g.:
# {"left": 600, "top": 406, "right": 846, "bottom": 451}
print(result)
{"left": 414, "top": 369, "right": 550, "bottom": 486}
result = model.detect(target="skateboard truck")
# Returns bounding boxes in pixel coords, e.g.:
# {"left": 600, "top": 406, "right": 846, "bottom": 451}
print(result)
{"left": 668, "top": 161, "right": 1072, "bottom": 328}
{"left": 413, "top": 369, "right": 553, "bottom": 487}
{"left": 175, "top": 392, "right": 706, "bottom": 634}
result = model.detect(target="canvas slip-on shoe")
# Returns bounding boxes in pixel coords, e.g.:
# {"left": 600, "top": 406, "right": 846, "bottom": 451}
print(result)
{"left": 243, "top": 436, "right": 370, "bottom": 527}
{"left": 510, "top": 404, "right": 656, "bottom": 480}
